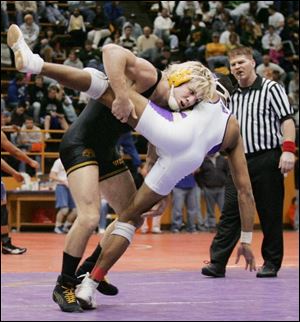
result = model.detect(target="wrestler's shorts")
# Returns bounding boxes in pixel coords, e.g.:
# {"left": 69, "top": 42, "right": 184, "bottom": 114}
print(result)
{"left": 60, "top": 144, "right": 128, "bottom": 182}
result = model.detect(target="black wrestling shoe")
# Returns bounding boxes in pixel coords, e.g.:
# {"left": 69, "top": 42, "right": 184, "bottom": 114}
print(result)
{"left": 2, "top": 238, "right": 27, "bottom": 255}
{"left": 201, "top": 262, "right": 226, "bottom": 278}
{"left": 52, "top": 274, "right": 83, "bottom": 312}
{"left": 76, "top": 261, "right": 119, "bottom": 296}
{"left": 256, "top": 264, "right": 277, "bottom": 278}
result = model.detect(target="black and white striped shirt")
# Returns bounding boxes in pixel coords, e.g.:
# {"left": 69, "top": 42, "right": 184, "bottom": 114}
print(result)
{"left": 229, "top": 75, "right": 294, "bottom": 154}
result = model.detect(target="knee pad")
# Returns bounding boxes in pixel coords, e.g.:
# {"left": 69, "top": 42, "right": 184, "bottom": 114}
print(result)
{"left": 111, "top": 221, "right": 136, "bottom": 243}
{"left": 83, "top": 67, "right": 109, "bottom": 100}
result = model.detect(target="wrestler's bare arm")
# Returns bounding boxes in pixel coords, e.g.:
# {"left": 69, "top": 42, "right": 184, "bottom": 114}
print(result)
{"left": 102, "top": 44, "right": 157, "bottom": 122}
{"left": 1, "top": 131, "right": 39, "bottom": 169}
{"left": 1, "top": 158, "right": 24, "bottom": 182}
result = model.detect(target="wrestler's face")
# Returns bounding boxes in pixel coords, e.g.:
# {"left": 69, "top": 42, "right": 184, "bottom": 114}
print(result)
{"left": 173, "top": 83, "right": 199, "bottom": 110}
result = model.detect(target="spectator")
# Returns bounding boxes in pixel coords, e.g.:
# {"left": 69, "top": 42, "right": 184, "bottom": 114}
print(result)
{"left": 67, "top": 1, "right": 96, "bottom": 26}
{"left": 7, "top": 73, "right": 28, "bottom": 110}
{"left": 50, "top": 158, "right": 77, "bottom": 234}
{"left": 10, "top": 101, "right": 28, "bottom": 128}
{"left": 127, "top": 13, "right": 143, "bottom": 40}
{"left": 153, "top": 46, "right": 172, "bottom": 70}
{"left": 87, "top": 4, "right": 111, "bottom": 49}
{"left": 78, "top": 40, "right": 102, "bottom": 67}
{"left": 119, "top": 24, "right": 137, "bottom": 53}
{"left": 268, "top": 5, "right": 285, "bottom": 33}
{"left": 63, "top": 49, "right": 84, "bottom": 69}
{"left": 175, "top": 1, "right": 202, "bottom": 18}
{"left": 16, "top": 116, "right": 42, "bottom": 174}
{"left": 20, "top": 14, "right": 40, "bottom": 50}
{"left": 139, "top": 38, "right": 164, "bottom": 64}
{"left": 1, "top": 1, "right": 9, "bottom": 32}
{"left": 153, "top": 8, "right": 179, "bottom": 51}
{"left": 261, "top": 25, "right": 282, "bottom": 54}
{"left": 256, "top": 54, "right": 286, "bottom": 81}
{"left": 184, "top": 16, "right": 209, "bottom": 61}
{"left": 68, "top": 8, "right": 86, "bottom": 47}
{"left": 43, "top": 1, "right": 68, "bottom": 26}
{"left": 103, "top": 1, "right": 126, "bottom": 30}
{"left": 171, "top": 173, "right": 198, "bottom": 233}
{"left": 15, "top": 1, "right": 38, "bottom": 26}
{"left": 136, "top": 26, "right": 158, "bottom": 55}
{"left": 205, "top": 32, "right": 228, "bottom": 72}
{"left": 28, "top": 75, "right": 48, "bottom": 124}
{"left": 195, "top": 152, "right": 228, "bottom": 232}
{"left": 40, "top": 84, "right": 69, "bottom": 139}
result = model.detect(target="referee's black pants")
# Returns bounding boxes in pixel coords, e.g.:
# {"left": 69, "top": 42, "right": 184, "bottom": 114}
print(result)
{"left": 209, "top": 149, "right": 284, "bottom": 271}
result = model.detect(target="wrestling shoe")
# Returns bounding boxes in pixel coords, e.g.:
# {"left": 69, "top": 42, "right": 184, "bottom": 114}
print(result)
{"left": 76, "top": 261, "right": 119, "bottom": 296}
{"left": 75, "top": 272, "right": 98, "bottom": 309}
{"left": 7, "top": 24, "right": 44, "bottom": 74}
{"left": 52, "top": 274, "right": 83, "bottom": 313}
{"left": 2, "top": 238, "right": 27, "bottom": 255}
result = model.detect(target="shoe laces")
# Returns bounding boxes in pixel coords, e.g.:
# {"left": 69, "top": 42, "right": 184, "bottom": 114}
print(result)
{"left": 62, "top": 286, "right": 77, "bottom": 304}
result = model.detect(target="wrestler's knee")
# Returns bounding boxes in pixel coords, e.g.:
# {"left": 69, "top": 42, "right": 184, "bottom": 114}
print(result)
{"left": 76, "top": 211, "right": 100, "bottom": 232}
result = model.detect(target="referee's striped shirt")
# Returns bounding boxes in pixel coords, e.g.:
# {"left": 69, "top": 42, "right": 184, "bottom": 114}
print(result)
{"left": 229, "top": 75, "right": 294, "bottom": 154}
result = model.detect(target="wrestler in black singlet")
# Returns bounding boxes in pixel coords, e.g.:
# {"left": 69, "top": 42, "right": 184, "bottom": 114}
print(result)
{"left": 60, "top": 69, "right": 162, "bottom": 181}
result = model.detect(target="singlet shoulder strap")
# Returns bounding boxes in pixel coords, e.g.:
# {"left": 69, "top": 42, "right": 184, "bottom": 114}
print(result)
{"left": 141, "top": 69, "right": 163, "bottom": 98}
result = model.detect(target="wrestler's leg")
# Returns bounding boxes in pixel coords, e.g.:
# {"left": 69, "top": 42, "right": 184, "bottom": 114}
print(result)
{"left": 75, "top": 182, "right": 162, "bottom": 306}
{"left": 7, "top": 24, "right": 105, "bottom": 96}
{"left": 99, "top": 170, "right": 138, "bottom": 248}
{"left": 64, "top": 166, "right": 100, "bottom": 258}
{"left": 98, "top": 183, "right": 162, "bottom": 272}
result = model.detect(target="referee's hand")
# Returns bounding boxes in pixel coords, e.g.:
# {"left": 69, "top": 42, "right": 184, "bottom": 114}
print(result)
{"left": 279, "top": 151, "right": 295, "bottom": 174}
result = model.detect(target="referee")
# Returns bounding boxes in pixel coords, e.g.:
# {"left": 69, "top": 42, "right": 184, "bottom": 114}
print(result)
{"left": 202, "top": 47, "right": 296, "bottom": 278}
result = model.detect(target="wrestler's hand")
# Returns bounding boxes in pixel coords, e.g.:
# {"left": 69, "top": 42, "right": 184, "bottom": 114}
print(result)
{"left": 112, "top": 97, "right": 137, "bottom": 123}
{"left": 13, "top": 171, "right": 25, "bottom": 183}
{"left": 141, "top": 197, "right": 168, "bottom": 218}
{"left": 279, "top": 151, "right": 295, "bottom": 174}
{"left": 29, "top": 159, "right": 39, "bottom": 169}
{"left": 235, "top": 243, "right": 256, "bottom": 272}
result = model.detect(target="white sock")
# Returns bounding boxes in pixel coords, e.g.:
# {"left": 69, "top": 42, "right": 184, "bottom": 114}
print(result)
{"left": 11, "top": 34, "right": 44, "bottom": 74}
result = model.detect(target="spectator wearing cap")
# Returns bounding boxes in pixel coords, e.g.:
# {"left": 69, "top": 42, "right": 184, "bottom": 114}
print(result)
{"left": 205, "top": 32, "right": 228, "bottom": 72}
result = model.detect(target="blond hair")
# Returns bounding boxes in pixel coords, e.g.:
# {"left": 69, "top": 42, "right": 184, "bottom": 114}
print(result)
{"left": 228, "top": 47, "right": 253, "bottom": 60}
{"left": 164, "top": 61, "right": 216, "bottom": 101}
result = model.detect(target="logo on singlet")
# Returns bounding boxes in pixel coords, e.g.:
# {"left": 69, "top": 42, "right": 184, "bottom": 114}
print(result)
{"left": 113, "top": 158, "right": 125, "bottom": 166}
{"left": 82, "top": 148, "right": 96, "bottom": 158}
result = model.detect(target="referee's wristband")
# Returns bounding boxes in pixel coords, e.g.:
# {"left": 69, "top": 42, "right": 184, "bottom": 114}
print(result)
{"left": 240, "top": 231, "right": 252, "bottom": 244}
{"left": 282, "top": 141, "right": 296, "bottom": 153}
